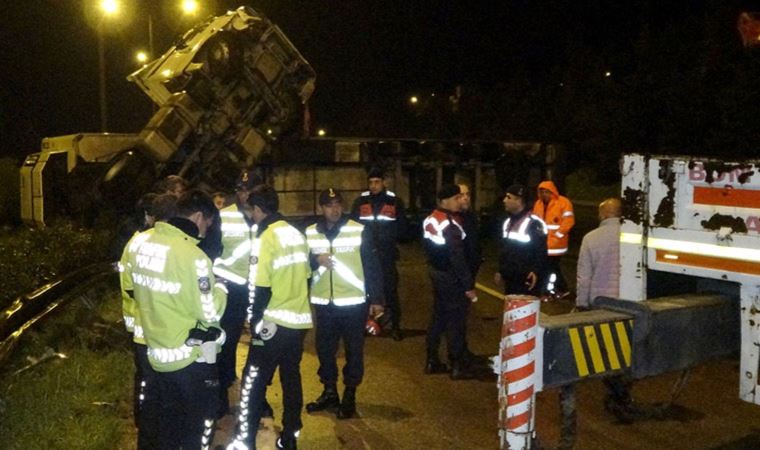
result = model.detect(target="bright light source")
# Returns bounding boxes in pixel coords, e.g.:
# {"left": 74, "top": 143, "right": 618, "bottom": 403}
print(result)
{"left": 410, "top": 96, "right": 419, "bottom": 104}
{"left": 136, "top": 51, "right": 148, "bottom": 63}
{"left": 181, "top": 0, "right": 199, "bottom": 14}
{"left": 266, "top": 129, "right": 273, "bottom": 135}
{"left": 317, "top": 129, "right": 326, "bottom": 136}
{"left": 100, "top": 0, "right": 119, "bottom": 15}
{"left": 605, "top": 71, "right": 612, "bottom": 77}
{"left": 161, "top": 69, "right": 172, "bottom": 78}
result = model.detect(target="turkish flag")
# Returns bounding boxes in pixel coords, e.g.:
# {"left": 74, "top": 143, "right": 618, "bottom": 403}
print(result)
{"left": 738, "top": 12, "right": 760, "bottom": 47}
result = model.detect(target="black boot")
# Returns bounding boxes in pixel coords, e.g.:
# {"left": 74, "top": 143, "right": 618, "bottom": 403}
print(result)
{"left": 391, "top": 328, "right": 404, "bottom": 341}
{"left": 337, "top": 386, "right": 357, "bottom": 419}
{"left": 450, "top": 361, "right": 476, "bottom": 380}
{"left": 425, "top": 358, "right": 449, "bottom": 374}
{"left": 276, "top": 431, "right": 298, "bottom": 450}
{"left": 306, "top": 384, "right": 340, "bottom": 413}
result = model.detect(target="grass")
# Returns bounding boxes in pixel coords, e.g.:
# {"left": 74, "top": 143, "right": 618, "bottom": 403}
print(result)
{"left": 0, "top": 279, "right": 136, "bottom": 450}
{"left": 0, "top": 222, "right": 113, "bottom": 311}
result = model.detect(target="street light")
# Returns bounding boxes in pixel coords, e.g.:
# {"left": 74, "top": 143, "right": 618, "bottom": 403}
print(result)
{"left": 98, "top": 0, "right": 119, "bottom": 132}
{"left": 410, "top": 96, "right": 419, "bottom": 105}
{"left": 317, "top": 129, "right": 326, "bottom": 136}
{"left": 135, "top": 51, "right": 149, "bottom": 64}
{"left": 181, "top": 0, "right": 199, "bottom": 15}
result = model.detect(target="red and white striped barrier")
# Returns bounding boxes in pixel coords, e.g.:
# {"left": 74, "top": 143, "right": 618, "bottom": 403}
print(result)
{"left": 498, "top": 295, "right": 540, "bottom": 450}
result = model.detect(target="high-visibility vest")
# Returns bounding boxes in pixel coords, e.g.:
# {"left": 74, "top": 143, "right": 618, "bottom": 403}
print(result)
{"left": 213, "top": 204, "right": 258, "bottom": 285}
{"left": 306, "top": 220, "right": 367, "bottom": 306}
{"left": 255, "top": 220, "right": 313, "bottom": 329}
{"left": 122, "top": 222, "right": 228, "bottom": 372}
{"left": 119, "top": 229, "right": 153, "bottom": 345}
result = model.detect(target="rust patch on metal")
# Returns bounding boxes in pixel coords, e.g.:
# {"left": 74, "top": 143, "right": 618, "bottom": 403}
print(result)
{"left": 622, "top": 187, "right": 644, "bottom": 225}
{"left": 654, "top": 160, "right": 676, "bottom": 227}
{"left": 701, "top": 213, "right": 748, "bottom": 233}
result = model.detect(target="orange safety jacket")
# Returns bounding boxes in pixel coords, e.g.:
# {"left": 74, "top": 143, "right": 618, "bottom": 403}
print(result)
{"left": 532, "top": 181, "right": 575, "bottom": 256}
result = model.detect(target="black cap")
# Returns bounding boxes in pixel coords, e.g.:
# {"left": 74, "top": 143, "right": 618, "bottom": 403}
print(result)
{"left": 367, "top": 166, "right": 385, "bottom": 179}
{"left": 236, "top": 169, "right": 263, "bottom": 191}
{"left": 504, "top": 184, "right": 526, "bottom": 198}
{"left": 437, "top": 183, "right": 461, "bottom": 200}
{"left": 318, "top": 188, "right": 343, "bottom": 205}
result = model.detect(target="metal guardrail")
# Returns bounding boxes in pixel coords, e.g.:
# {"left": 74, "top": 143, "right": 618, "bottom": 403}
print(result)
{"left": 0, "top": 262, "right": 117, "bottom": 365}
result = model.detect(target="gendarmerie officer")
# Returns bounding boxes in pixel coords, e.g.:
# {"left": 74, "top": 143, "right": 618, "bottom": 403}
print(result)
{"left": 496, "top": 184, "right": 550, "bottom": 296}
{"left": 422, "top": 184, "right": 478, "bottom": 379}
{"left": 304, "top": 188, "right": 384, "bottom": 419}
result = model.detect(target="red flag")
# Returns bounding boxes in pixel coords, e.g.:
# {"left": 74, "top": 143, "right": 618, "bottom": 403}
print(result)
{"left": 738, "top": 12, "right": 760, "bottom": 47}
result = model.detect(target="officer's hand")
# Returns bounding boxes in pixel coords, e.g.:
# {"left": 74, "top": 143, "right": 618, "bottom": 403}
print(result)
{"left": 494, "top": 272, "right": 503, "bottom": 286}
{"left": 317, "top": 254, "right": 335, "bottom": 269}
{"left": 369, "top": 304, "right": 384, "bottom": 317}
{"left": 525, "top": 272, "right": 537, "bottom": 290}
{"left": 465, "top": 290, "right": 478, "bottom": 303}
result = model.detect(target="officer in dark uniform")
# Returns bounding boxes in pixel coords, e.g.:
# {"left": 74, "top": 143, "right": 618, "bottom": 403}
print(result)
{"left": 304, "top": 188, "right": 384, "bottom": 419}
{"left": 422, "top": 184, "right": 478, "bottom": 379}
{"left": 496, "top": 184, "right": 550, "bottom": 296}
{"left": 350, "top": 167, "right": 408, "bottom": 340}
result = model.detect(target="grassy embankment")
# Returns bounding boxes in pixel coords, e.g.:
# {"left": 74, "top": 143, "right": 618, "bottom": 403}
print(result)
{"left": 0, "top": 280, "right": 135, "bottom": 449}
{"left": 0, "top": 170, "right": 135, "bottom": 450}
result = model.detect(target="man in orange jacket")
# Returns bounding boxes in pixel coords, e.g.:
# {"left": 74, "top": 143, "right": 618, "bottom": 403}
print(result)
{"left": 532, "top": 181, "right": 575, "bottom": 296}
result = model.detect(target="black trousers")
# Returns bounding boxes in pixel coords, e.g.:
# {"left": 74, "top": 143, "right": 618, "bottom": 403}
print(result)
{"left": 218, "top": 283, "right": 249, "bottom": 391}
{"left": 380, "top": 255, "right": 401, "bottom": 330}
{"left": 236, "top": 326, "right": 306, "bottom": 446}
{"left": 547, "top": 255, "right": 568, "bottom": 292}
{"left": 133, "top": 343, "right": 161, "bottom": 450}
{"left": 315, "top": 303, "right": 368, "bottom": 387}
{"left": 426, "top": 270, "right": 468, "bottom": 363}
{"left": 155, "top": 362, "right": 220, "bottom": 449}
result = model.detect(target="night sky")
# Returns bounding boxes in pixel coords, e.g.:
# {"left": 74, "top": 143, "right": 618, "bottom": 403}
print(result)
{"left": 2, "top": 1, "right": 760, "bottom": 160}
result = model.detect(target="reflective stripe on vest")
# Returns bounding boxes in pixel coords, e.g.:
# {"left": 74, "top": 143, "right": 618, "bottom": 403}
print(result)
{"left": 423, "top": 213, "right": 466, "bottom": 245}
{"left": 306, "top": 221, "right": 366, "bottom": 306}
{"left": 264, "top": 308, "right": 312, "bottom": 325}
{"left": 214, "top": 204, "right": 257, "bottom": 283}
{"left": 503, "top": 214, "right": 547, "bottom": 243}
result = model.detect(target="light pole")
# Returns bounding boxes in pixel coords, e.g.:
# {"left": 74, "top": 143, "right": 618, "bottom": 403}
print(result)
{"left": 97, "top": 0, "right": 119, "bottom": 132}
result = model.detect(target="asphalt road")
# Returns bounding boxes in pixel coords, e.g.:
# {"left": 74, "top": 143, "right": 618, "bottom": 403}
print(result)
{"left": 212, "top": 237, "right": 760, "bottom": 450}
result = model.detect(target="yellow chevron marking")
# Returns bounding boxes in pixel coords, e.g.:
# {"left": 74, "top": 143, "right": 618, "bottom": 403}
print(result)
{"left": 616, "top": 321, "right": 632, "bottom": 366}
{"left": 600, "top": 323, "right": 621, "bottom": 370}
{"left": 583, "top": 325, "right": 606, "bottom": 373}
{"left": 568, "top": 327, "right": 589, "bottom": 377}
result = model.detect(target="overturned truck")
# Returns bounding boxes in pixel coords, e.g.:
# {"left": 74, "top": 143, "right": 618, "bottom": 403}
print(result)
{"left": 20, "top": 6, "right": 315, "bottom": 227}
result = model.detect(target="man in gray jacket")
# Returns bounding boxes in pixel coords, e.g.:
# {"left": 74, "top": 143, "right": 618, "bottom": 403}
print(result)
{"left": 575, "top": 197, "right": 638, "bottom": 424}
{"left": 576, "top": 198, "right": 622, "bottom": 309}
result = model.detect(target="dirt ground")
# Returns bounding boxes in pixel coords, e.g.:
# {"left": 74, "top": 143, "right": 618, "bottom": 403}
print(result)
{"left": 211, "top": 237, "right": 760, "bottom": 450}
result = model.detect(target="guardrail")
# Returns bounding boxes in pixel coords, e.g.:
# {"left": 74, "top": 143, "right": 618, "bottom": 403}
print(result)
{"left": 0, "top": 262, "right": 117, "bottom": 365}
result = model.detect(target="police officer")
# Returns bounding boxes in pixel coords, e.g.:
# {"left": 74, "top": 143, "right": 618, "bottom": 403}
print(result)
{"left": 213, "top": 169, "right": 266, "bottom": 417}
{"left": 229, "top": 186, "right": 312, "bottom": 450}
{"left": 496, "top": 184, "right": 550, "bottom": 296}
{"left": 305, "top": 188, "right": 384, "bottom": 419}
{"left": 422, "top": 184, "right": 478, "bottom": 379}
{"left": 119, "top": 192, "right": 177, "bottom": 449}
{"left": 350, "top": 167, "right": 407, "bottom": 340}
{"left": 121, "top": 190, "right": 227, "bottom": 449}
